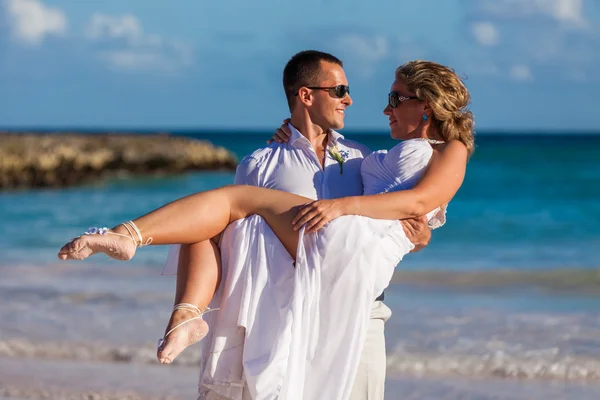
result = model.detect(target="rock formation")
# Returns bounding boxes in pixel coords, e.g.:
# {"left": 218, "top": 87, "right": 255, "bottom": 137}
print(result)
{"left": 0, "top": 132, "right": 238, "bottom": 190}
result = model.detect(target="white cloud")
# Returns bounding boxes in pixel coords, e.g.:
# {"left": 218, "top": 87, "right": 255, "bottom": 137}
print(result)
{"left": 479, "top": 0, "right": 587, "bottom": 28}
{"left": 336, "top": 34, "right": 389, "bottom": 62}
{"left": 98, "top": 51, "right": 163, "bottom": 70}
{"left": 471, "top": 22, "right": 499, "bottom": 46}
{"left": 86, "top": 14, "right": 144, "bottom": 42}
{"left": 510, "top": 64, "right": 533, "bottom": 80}
{"left": 85, "top": 13, "right": 193, "bottom": 72}
{"left": 465, "top": 0, "right": 598, "bottom": 82}
{"left": 334, "top": 33, "right": 389, "bottom": 78}
{"left": 540, "top": 0, "right": 586, "bottom": 26}
{"left": 295, "top": 30, "right": 434, "bottom": 80}
{"left": 3, "top": 0, "right": 67, "bottom": 45}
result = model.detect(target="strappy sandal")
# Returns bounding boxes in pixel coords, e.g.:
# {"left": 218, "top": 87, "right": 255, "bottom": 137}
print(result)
{"left": 157, "top": 303, "right": 219, "bottom": 362}
{"left": 59, "top": 220, "right": 153, "bottom": 261}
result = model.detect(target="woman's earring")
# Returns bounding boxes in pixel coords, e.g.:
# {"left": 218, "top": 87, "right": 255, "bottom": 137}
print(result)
{"left": 422, "top": 114, "right": 428, "bottom": 121}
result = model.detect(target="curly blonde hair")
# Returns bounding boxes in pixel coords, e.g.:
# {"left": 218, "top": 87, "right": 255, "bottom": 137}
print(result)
{"left": 395, "top": 60, "right": 475, "bottom": 156}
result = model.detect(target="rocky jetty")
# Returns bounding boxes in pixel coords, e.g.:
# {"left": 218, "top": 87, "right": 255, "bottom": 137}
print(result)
{"left": 0, "top": 132, "right": 238, "bottom": 190}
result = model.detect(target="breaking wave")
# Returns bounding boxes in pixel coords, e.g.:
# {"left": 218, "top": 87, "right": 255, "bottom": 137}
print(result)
{"left": 3, "top": 338, "right": 600, "bottom": 381}
{"left": 391, "top": 268, "right": 600, "bottom": 296}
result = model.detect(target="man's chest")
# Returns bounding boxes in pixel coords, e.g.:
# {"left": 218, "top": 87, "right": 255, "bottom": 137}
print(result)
{"left": 259, "top": 149, "right": 364, "bottom": 200}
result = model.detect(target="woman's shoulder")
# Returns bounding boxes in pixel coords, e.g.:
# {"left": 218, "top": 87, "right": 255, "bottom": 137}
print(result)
{"left": 387, "top": 139, "right": 436, "bottom": 161}
{"left": 362, "top": 139, "right": 434, "bottom": 168}
{"left": 435, "top": 139, "right": 468, "bottom": 154}
{"left": 428, "top": 140, "right": 468, "bottom": 165}
{"left": 363, "top": 138, "right": 463, "bottom": 171}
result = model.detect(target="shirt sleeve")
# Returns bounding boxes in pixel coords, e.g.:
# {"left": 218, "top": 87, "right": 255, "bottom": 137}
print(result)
{"left": 234, "top": 155, "right": 261, "bottom": 186}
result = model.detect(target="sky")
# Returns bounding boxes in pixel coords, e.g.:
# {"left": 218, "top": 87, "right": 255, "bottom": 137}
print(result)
{"left": 0, "top": 0, "right": 599, "bottom": 132}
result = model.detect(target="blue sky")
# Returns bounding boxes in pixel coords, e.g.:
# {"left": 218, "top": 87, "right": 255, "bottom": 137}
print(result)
{"left": 0, "top": 0, "right": 599, "bottom": 132}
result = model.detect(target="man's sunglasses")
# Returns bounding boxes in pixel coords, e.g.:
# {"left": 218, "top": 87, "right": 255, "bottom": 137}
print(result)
{"left": 296, "top": 85, "right": 350, "bottom": 98}
{"left": 388, "top": 91, "right": 419, "bottom": 108}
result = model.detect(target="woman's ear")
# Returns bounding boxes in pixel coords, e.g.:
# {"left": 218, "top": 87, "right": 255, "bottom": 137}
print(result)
{"left": 422, "top": 102, "right": 432, "bottom": 118}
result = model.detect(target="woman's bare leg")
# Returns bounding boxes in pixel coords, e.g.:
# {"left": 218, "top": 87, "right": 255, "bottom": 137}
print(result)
{"left": 157, "top": 240, "right": 222, "bottom": 364}
{"left": 58, "top": 185, "right": 310, "bottom": 363}
{"left": 174, "top": 240, "right": 222, "bottom": 312}
{"left": 58, "top": 185, "right": 308, "bottom": 261}
{"left": 128, "top": 185, "right": 305, "bottom": 257}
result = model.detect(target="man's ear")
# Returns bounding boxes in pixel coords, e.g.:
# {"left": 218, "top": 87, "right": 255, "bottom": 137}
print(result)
{"left": 296, "top": 87, "right": 313, "bottom": 106}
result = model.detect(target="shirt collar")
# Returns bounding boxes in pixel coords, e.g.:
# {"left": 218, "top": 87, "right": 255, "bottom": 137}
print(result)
{"left": 328, "top": 129, "right": 345, "bottom": 145}
{"left": 287, "top": 123, "right": 345, "bottom": 146}
{"left": 288, "top": 123, "right": 306, "bottom": 146}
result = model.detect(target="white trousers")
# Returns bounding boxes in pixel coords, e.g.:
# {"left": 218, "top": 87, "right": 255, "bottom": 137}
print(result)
{"left": 348, "top": 301, "right": 392, "bottom": 400}
{"left": 198, "top": 301, "right": 391, "bottom": 400}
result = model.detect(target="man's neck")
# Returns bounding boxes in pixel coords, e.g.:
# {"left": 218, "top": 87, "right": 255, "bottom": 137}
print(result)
{"left": 289, "top": 116, "right": 329, "bottom": 151}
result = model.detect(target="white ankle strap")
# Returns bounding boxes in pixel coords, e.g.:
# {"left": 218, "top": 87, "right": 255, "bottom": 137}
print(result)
{"left": 163, "top": 303, "right": 219, "bottom": 339}
{"left": 84, "top": 227, "right": 137, "bottom": 246}
{"left": 83, "top": 221, "right": 152, "bottom": 248}
{"left": 122, "top": 220, "right": 153, "bottom": 247}
{"left": 120, "top": 223, "right": 137, "bottom": 244}
{"left": 173, "top": 303, "right": 204, "bottom": 315}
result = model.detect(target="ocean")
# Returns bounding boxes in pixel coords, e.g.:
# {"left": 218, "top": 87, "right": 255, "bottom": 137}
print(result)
{"left": 1, "top": 131, "right": 600, "bottom": 399}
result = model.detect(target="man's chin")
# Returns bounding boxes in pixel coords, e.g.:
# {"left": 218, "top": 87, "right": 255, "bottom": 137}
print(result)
{"left": 331, "top": 121, "right": 344, "bottom": 131}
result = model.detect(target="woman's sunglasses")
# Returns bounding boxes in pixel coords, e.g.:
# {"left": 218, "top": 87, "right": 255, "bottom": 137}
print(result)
{"left": 297, "top": 85, "right": 350, "bottom": 98}
{"left": 388, "top": 91, "right": 419, "bottom": 108}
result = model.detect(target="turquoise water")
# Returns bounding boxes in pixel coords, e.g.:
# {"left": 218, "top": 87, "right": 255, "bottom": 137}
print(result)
{"left": 1, "top": 132, "right": 600, "bottom": 391}
{"left": 2, "top": 132, "right": 599, "bottom": 270}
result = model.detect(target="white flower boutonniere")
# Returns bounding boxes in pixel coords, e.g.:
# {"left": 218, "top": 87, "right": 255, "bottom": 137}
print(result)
{"left": 328, "top": 146, "right": 349, "bottom": 175}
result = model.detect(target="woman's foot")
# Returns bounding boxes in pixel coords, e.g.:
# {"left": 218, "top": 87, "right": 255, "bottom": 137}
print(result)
{"left": 57, "top": 225, "right": 137, "bottom": 261}
{"left": 157, "top": 304, "right": 213, "bottom": 364}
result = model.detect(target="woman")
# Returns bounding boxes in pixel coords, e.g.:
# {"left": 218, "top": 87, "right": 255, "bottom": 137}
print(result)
{"left": 58, "top": 60, "right": 474, "bottom": 400}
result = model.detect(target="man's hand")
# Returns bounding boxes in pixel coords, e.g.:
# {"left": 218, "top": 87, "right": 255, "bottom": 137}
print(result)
{"left": 267, "top": 118, "right": 292, "bottom": 144}
{"left": 292, "top": 198, "right": 346, "bottom": 233}
{"left": 401, "top": 216, "right": 431, "bottom": 253}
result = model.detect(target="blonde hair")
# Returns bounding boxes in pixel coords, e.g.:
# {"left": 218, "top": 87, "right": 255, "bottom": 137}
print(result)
{"left": 395, "top": 60, "right": 475, "bottom": 156}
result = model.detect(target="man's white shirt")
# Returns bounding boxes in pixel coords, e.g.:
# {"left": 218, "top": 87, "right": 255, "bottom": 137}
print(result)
{"left": 234, "top": 123, "right": 371, "bottom": 199}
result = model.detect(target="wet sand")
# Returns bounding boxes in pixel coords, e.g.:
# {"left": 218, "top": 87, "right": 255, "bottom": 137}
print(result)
{"left": 2, "top": 263, "right": 600, "bottom": 399}
{"left": 385, "top": 374, "right": 600, "bottom": 399}
{"left": 3, "top": 357, "right": 600, "bottom": 400}
{"left": 0, "top": 358, "right": 198, "bottom": 400}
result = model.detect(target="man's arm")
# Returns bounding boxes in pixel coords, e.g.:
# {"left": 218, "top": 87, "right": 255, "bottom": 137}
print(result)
{"left": 234, "top": 156, "right": 261, "bottom": 187}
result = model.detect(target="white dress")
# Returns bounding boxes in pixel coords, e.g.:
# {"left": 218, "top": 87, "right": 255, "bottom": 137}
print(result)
{"left": 163, "top": 139, "right": 446, "bottom": 400}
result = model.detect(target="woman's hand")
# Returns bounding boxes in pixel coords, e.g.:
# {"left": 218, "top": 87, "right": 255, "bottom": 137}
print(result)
{"left": 292, "top": 198, "right": 348, "bottom": 233}
{"left": 267, "top": 118, "right": 292, "bottom": 144}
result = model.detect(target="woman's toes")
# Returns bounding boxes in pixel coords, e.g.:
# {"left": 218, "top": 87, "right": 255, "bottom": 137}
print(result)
{"left": 72, "top": 237, "right": 86, "bottom": 252}
{"left": 57, "top": 231, "right": 136, "bottom": 261}
{"left": 58, "top": 240, "right": 77, "bottom": 259}
{"left": 156, "top": 311, "right": 210, "bottom": 364}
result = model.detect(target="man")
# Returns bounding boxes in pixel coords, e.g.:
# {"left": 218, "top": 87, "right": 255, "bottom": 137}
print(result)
{"left": 197, "top": 50, "right": 430, "bottom": 399}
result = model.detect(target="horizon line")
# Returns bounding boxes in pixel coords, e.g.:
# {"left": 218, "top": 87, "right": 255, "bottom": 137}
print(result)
{"left": 1, "top": 127, "right": 600, "bottom": 135}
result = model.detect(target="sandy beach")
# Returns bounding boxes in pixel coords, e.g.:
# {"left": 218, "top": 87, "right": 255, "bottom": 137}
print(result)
{"left": 2, "top": 357, "right": 600, "bottom": 400}
{"left": 2, "top": 261, "right": 600, "bottom": 399}
{"left": 0, "top": 358, "right": 198, "bottom": 400}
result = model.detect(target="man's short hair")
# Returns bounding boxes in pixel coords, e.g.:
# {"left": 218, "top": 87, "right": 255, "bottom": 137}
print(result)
{"left": 283, "top": 50, "right": 343, "bottom": 111}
